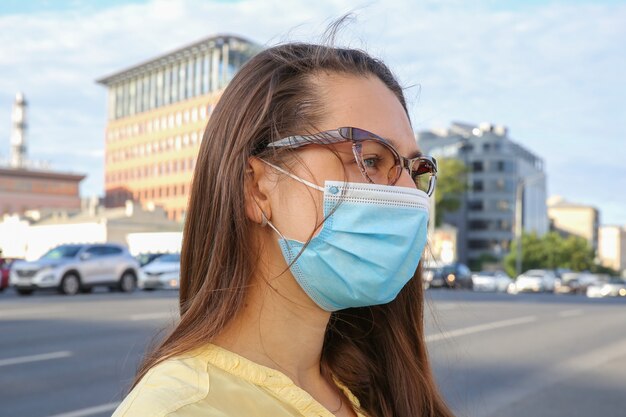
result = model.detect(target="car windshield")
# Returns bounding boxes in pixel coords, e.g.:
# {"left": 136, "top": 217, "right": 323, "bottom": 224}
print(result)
{"left": 479, "top": 271, "right": 496, "bottom": 276}
{"left": 40, "top": 245, "right": 82, "bottom": 260}
{"left": 526, "top": 270, "right": 545, "bottom": 277}
{"left": 154, "top": 254, "right": 180, "bottom": 263}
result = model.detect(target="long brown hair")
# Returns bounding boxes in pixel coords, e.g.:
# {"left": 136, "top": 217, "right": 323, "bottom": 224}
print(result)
{"left": 132, "top": 35, "right": 454, "bottom": 417}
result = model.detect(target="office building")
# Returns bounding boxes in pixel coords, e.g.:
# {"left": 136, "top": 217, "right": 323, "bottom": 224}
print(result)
{"left": 417, "top": 122, "right": 548, "bottom": 267}
{"left": 97, "top": 34, "right": 259, "bottom": 221}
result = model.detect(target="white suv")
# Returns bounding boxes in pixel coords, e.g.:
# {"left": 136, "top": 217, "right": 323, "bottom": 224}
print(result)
{"left": 10, "top": 243, "right": 140, "bottom": 296}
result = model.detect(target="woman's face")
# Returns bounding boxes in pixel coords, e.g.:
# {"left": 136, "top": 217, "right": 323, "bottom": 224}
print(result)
{"left": 266, "top": 73, "right": 420, "bottom": 244}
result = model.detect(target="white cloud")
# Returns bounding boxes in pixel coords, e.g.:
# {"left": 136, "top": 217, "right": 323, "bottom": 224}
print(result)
{"left": 0, "top": 0, "right": 624, "bottom": 224}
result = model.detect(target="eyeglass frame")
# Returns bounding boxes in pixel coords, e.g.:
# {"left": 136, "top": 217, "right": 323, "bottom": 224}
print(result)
{"left": 263, "top": 126, "right": 438, "bottom": 196}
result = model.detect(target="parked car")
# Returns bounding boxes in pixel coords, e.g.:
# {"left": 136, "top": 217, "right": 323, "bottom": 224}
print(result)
{"left": 1, "top": 257, "right": 21, "bottom": 292}
{"left": 433, "top": 263, "right": 473, "bottom": 289}
{"left": 513, "top": 269, "right": 557, "bottom": 293}
{"left": 138, "top": 253, "right": 181, "bottom": 290}
{"left": 423, "top": 265, "right": 444, "bottom": 288}
{"left": 471, "top": 270, "right": 513, "bottom": 292}
{"left": 10, "top": 243, "right": 140, "bottom": 296}
{"left": 586, "top": 277, "right": 626, "bottom": 298}
{"left": 136, "top": 252, "right": 168, "bottom": 267}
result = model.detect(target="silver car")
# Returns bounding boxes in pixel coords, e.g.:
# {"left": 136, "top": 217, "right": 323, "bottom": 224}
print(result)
{"left": 10, "top": 243, "right": 140, "bottom": 296}
{"left": 514, "top": 269, "right": 557, "bottom": 293}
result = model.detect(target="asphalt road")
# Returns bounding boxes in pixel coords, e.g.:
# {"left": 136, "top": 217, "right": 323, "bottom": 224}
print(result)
{"left": 1, "top": 288, "right": 625, "bottom": 417}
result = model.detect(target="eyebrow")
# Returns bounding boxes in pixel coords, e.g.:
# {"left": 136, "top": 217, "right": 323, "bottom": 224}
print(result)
{"left": 384, "top": 136, "right": 423, "bottom": 159}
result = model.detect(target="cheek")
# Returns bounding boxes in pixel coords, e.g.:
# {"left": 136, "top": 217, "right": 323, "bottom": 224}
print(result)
{"left": 273, "top": 181, "right": 325, "bottom": 243}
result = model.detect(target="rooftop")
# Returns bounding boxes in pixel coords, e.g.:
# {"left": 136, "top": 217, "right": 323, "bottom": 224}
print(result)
{"left": 97, "top": 33, "right": 258, "bottom": 86}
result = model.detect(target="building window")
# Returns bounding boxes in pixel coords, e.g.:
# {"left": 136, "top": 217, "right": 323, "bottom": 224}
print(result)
{"left": 472, "top": 180, "right": 483, "bottom": 192}
{"left": 469, "top": 220, "right": 489, "bottom": 230}
{"left": 496, "top": 219, "right": 511, "bottom": 231}
{"left": 163, "top": 67, "right": 172, "bottom": 105}
{"left": 202, "top": 54, "right": 211, "bottom": 94}
{"left": 179, "top": 63, "right": 187, "bottom": 100}
{"left": 156, "top": 70, "right": 164, "bottom": 107}
{"left": 186, "top": 59, "right": 194, "bottom": 99}
{"left": 468, "top": 240, "right": 489, "bottom": 249}
{"left": 497, "top": 200, "right": 511, "bottom": 211}
{"left": 472, "top": 161, "right": 483, "bottom": 172}
{"left": 468, "top": 200, "right": 483, "bottom": 211}
{"left": 171, "top": 63, "right": 179, "bottom": 102}
{"left": 483, "top": 143, "right": 491, "bottom": 152}
{"left": 195, "top": 56, "right": 202, "bottom": 96}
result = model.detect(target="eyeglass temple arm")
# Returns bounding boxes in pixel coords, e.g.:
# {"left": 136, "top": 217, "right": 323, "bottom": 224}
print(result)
{"left": 266, "top": 131, "right": 344, "bottom": 149}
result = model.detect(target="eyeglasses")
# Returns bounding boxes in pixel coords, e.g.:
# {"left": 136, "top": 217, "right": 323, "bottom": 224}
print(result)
{"left": 265, "top": 127, "right": 437, "bottom": 196}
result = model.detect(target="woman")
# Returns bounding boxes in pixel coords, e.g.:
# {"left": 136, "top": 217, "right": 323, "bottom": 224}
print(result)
{"left": 113, "top": 40, "right": 453, "bottom": 417}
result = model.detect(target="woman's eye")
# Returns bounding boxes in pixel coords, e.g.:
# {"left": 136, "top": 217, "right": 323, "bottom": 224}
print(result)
{"left": 363, "top": 156, "right": 381, "bottom": 169}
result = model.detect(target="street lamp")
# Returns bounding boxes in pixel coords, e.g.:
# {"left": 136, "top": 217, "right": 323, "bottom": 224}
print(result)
{"left": 515, "top": 173, "right": 545, "bottom": 277}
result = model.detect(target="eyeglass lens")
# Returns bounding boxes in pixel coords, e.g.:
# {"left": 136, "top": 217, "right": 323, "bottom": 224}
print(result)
{"left": 355, "top": 139, "right": 434, "bottom": 195}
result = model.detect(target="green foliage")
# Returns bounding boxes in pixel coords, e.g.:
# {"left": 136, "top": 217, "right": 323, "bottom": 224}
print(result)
{"left": 469, "top": 253, "right": 499, "bottom": 271}
{"left": 504, "top": 231, "right": 596, "bottom": 277}
{"left": 434, "top": 158, "right": 468, "bottom": 227}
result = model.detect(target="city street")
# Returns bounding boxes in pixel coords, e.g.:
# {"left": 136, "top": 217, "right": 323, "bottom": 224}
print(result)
{"left": 1, "top": 289, "right": 625, "bottom": 417}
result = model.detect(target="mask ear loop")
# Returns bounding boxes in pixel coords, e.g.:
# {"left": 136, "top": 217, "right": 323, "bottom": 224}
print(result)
{"left": 259, "top": 159, "right": 325, "bottom": 192}
{"left": 261, "top": 211, "right": 289, "bottom": 244}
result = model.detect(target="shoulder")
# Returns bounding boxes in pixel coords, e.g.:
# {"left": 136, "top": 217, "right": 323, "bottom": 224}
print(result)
{"left": 112, "top": 352, "right": 220, "bottom": 417}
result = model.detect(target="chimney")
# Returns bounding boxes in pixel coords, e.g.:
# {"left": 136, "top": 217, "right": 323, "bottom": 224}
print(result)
{"left": 10, "top": 92, "right": 28, "bottom": 168}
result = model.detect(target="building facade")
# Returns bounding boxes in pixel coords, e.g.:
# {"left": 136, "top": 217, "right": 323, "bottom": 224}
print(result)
{"left": 547, "top": 196, "right": 600, "bottom": 251}
{"left": 598, "top": 225, "right": 626, "bottom": 274}
{"left": 417, "top": 122, "right": 548, "bottom": 267}
{"left": 97, "top": 34, "right": 259, "bottom": 221}
{"left": 0, "top": 167, "right": 85, "bottom": 216}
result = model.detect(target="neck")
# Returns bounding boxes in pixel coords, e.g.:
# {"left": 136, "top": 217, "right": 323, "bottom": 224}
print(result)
{"left": 213, "top": 265, "right": 331, "bottom": 386}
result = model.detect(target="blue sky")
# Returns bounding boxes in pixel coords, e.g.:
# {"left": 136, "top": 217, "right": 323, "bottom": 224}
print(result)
{"left": 0, "top": 0, "right": 624, "bottom": 225}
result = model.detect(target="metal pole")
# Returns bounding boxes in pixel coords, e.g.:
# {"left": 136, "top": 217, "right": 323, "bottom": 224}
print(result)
{"left": 515, "top": 180, "right": 523, "bottom": 277}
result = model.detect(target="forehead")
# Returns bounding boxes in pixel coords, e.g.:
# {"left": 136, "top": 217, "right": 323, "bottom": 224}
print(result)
{"left": 312, "top": 73, "right": 418, "bottom": 155}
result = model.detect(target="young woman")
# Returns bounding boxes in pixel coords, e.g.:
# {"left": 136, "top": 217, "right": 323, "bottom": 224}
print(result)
{"left": 112, "top": 41, "right": 454, "bottom": 417}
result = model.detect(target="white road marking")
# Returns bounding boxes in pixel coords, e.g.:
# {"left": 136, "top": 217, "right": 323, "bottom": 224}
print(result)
{"left": 425, "top": 316, "right": 537, "bottom": 342}
{"left": 0, "top": 351, "right": 73, "bottom": 367}
{"left": 558, "top": 309, "right": 583, "bottom": 318}
{"left": 130, "top": 312, "right": 176, "bottom": 321}
{"left": 432, "top": 304, "right": 458, "bottom": 310}
{"left": 46, "top": 402, "right": 120, "bottom": 417}
{"left": 0, "top": 307, "right": 67, "bottom": 319}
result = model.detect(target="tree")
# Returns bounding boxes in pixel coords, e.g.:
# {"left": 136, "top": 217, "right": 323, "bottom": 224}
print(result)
{"left": 504, "top": 232, "right": 596, "bottom": 277}
{"left": 434, "top": 158, "right": 468, "bottom": 227}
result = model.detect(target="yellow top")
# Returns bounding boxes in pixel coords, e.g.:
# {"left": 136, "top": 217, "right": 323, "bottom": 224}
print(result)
{"left": 112, "top": 343, "right": 368, "bottom": 417}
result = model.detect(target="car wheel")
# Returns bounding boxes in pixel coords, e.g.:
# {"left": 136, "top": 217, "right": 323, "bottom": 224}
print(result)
{"left": 118, "top": 271, "right": 136, "bottom": 293}
{"left": 16, "top": 288, "right": 34, "bottom": 296}
{"left": 60, "top": 273, "right": 81, "bottom": 296}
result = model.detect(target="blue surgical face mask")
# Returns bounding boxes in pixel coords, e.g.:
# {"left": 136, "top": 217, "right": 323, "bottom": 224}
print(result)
{"left": 262, "top": 162, "right": 430, "bottom": 312}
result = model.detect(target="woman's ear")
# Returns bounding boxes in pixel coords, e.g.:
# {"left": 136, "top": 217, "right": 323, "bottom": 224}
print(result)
{"left": 244, "top": 157, "right": 273, "bottom": 225}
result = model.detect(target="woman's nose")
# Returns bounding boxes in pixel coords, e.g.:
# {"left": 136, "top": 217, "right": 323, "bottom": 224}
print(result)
{"left": 395, "top": 168, "right": 417, "bottom": 189}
